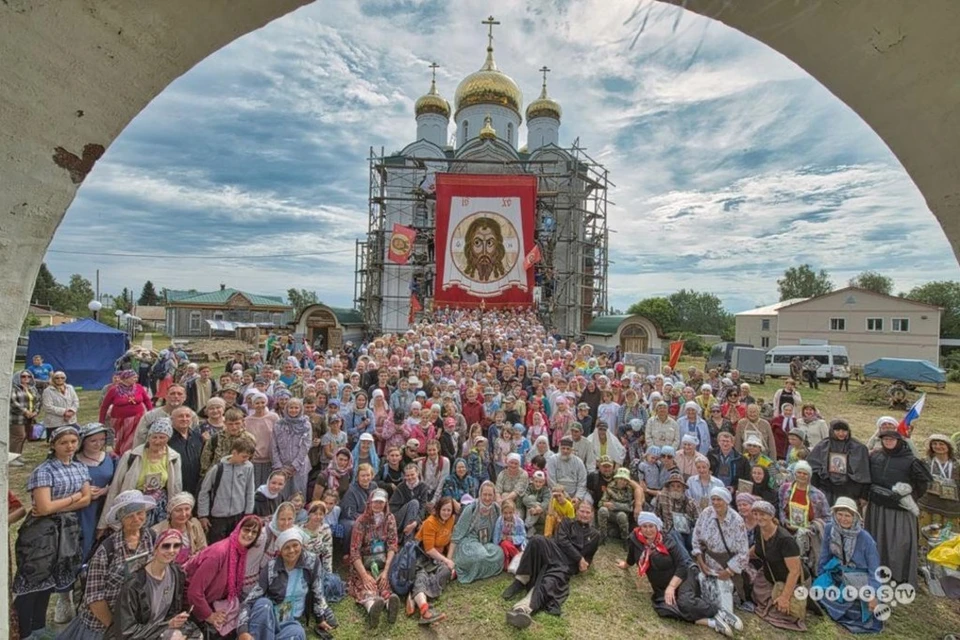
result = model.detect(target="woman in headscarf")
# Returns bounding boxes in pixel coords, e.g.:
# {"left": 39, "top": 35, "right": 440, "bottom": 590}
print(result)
{"left": 41, "top": 369, "right": 80, "bottom": 437}
{"left": 678, "top": 402, "right": 712, "bottom": 456}
{"left": 815, "top": 497, "right": 883, "bottom": 634}
{"left": 747, "top": 464, "right": 780, "bottom": 511}
{"left": 115, "top": 528, "right": 201, "bottom": 639}
{"left": 408, "top": 497, "right": 458, "bottom": 625}
{"left": 152, "top": 491, "right": 207, "bottom": 564}
{"left": 579, "top": 379, "right": 602, "bottom": 426}
{"left": 320, "top": 447, "right": 354, "bottom": 500}
{"left": 777, "top": 461, "right": 828, "bottom": 533}
{"left": 100, "top": 369, "right": 154, "bottom": 456}
{"left": 237, "top": 528, "right": 335, "bottom": 640}
{"left": 808, "top": 419, "right": 872, "bottom": 504}
{"left": 919, "top": 433, "right": 960, "bottom": 534}
{"left": 352, "top": 432, "right": 381, "bottom": 476}
{"left": 691, "top": 487, "right": 750, "bottom": 612}
{"left": 370, "top": 388, "right": 392, "bottom": 457}
{"left": 9, "top": 369, "right": 39, "bottom": 457}
{"left": 749, "top": 500, "right": 811, "bottom": 631}
{"left": 526, "top": 434, "right": 552, "bottom": 467}
{"left": 442, "top": 458, "right": 478, "bottom": 510}
{"left": 75, "top": 422, "right": 116, "bottom": 561}
{"left": 348, "top": 488, "right": 401, "bottom": 628}
{"left": 155, "top": 350, "right": 177, "bottom": 403}
{"left": 99, "top": 417, "right": 183, "bottom": 532}
{"left": 865, "top": 422, "right": 932, "bottom": 587}
{"left": 271, "top": 397, "right": 312, "bottom": 499}
{"left": 617, "top": 512, "right": 738, "bottom": 637}
{"left": 451, "top": 480, "right": 503, "bottom": 584}
{"left": 60, "top": 490, "right": 156, "bottom": 640}
{"left": 616, "top": 388, "right": 648, "bottom": 442}
{"left": 185, "top": 515, "right": 263, "bottom": 638}
{"left": 12, "top": 425, "right": 91, "bottom": 636}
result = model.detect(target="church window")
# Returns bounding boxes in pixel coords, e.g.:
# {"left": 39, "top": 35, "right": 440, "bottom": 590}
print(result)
{"left": 462, "top": 120, "right": 469, "bottom": 143}
{"left": 507, "top": 122, "right": 513, "bottom": 145}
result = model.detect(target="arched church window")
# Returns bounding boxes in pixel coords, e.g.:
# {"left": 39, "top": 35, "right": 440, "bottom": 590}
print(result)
{"left": 507, "top": 122, "right": 514, "bottom": 145}
{"left": 462, "top": 120, "right": 469, "bottom": 143}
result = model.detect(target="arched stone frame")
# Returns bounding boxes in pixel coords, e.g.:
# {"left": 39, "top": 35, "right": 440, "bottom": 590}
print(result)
{"left": 619, "top": 322, "right": 649, "bottom": 354}
{"left": 3, "top": 3, "right": 960, "bottom": 630}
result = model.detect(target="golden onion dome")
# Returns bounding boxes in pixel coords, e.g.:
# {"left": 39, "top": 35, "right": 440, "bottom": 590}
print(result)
{"left": 526, "top": 82, "right": 561, "bottom": 121}
{"left": 454, "top": 46, "right": 523, "bottom": 119}
{"left": 478, "top": 115, "right": 497, "bottom": 140}
{"left": 414, "top": 77, "right": 451, "bottom": 119}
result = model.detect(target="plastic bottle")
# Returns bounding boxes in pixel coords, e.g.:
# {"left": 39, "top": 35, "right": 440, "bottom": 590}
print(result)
{"left": 371, "top": 562, "right": 380, "bottom": 579}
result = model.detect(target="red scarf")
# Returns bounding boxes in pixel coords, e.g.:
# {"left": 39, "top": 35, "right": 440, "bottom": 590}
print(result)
{"left": 634, "top": 529, "right": 669, "bottom": 577}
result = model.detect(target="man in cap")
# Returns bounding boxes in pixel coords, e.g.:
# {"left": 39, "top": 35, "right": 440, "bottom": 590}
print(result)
{"left": 586, "top": 455, "right": 618, "bottom": 509}
{"left": 569, "top": 423, "right": 595, "bottom": 472}
{"left": 546, "top": 437, "right": 588, "bottom": 505}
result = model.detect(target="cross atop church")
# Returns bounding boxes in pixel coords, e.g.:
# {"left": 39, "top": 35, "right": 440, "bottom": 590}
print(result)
{"left": 429, "top": 61, "right": 440, "bottom": 83}
{"left": 539, "top": 65, "right": 551, "bottom": 88}
{"left": 482, "top": 15, "right": 500, "bottom": 50}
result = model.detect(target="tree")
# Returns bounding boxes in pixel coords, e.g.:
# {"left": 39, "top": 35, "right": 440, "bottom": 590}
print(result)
{"left": 904, "top": 281, "right": 960, "bottom": 337}
{"left": 30, "top": 262, "right": 68, "bottom": 310}
{"left": 627, "top": 297, "right": 677, "bottom": 334}
{"left": 286, "top": 288, "right": 320, "bottom": 317}
{"left": 115, "top": 287, "right": 133, "bottom": 313}
{"left": 849, "top": 270, "right": 893, "bottom": 295}
{"left": 667, "top": 289, "right": 734, "bottom": 336}
{"left": 138, "top": 280, "right": 161, "bottom": 306}
{"left": 64, "top": 274, "right": 95, "bottom": 315}
{"left": 777, "top": 264, "right": 833, "bottom": 301}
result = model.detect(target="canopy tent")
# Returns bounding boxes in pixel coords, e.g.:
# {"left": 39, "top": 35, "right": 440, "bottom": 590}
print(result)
{"left": 863, "top": 358, "right": 947, "bottom": 385}
{"left": 27, "top": 318, "right": 127, "bottom": 389}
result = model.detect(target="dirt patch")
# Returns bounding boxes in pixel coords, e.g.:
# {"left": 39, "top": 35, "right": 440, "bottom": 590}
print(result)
{"left": 168, "top": 337, "right": 257, "bottom": 363}
{"left": 851, "top": 380, "right": 921, "bottom": 408}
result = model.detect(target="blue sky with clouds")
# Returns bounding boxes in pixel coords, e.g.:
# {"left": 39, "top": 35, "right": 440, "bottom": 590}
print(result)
{"left": 45, "top": 0, "right": 960, "bottom": 313}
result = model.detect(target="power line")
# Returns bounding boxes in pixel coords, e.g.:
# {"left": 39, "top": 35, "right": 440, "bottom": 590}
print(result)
{"left": 47, "top": 248, "right": 354, "bottom": 259}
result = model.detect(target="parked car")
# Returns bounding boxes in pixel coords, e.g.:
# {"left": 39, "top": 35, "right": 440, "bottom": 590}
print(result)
{"left": 16, "top": 335, "right": 28, "bottom": 360}
{"left": 764, "top": 344, "right": 849, "bottom": 381}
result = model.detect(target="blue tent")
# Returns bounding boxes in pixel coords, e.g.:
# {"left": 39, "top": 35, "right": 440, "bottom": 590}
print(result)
{"left": 863, "top": 358, "right": 947, "bottom": 386}
{"left": 27, "top": 318, "right": 127, "bottom": 389}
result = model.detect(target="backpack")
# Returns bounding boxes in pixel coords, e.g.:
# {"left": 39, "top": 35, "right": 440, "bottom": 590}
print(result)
{"left": 207, "top": 461, "right": 226, "bottom": 510}
{"left": 151, "top": 358, "right": 167, "bottom": 380}
{"left": 388, "top": 539, "right": 422, "bottom": 596}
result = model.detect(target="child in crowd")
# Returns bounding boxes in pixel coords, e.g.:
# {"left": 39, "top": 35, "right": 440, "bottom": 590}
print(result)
{"left": 493, "top": 499, "right": 527, "bottom": 572}
{"left": 521, "top": 470, "right": 551, "bottom": 534}
{"left": 545, "top": 486, "right": 575, "bottom": 536}
{"left": 197, "top": 435, "right": 257, "bottom": 543}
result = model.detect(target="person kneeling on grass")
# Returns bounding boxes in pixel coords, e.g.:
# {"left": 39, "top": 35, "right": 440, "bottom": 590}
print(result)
{"left": 502, "top": 501, "right": 601, "bottom": 629}
{"left": 617, "top": 512, "right": 740, "bottom": 637}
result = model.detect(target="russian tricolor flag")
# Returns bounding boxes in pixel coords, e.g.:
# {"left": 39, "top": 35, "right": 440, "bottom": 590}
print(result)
{"left": 898, "top": 394, "right": 926, "bottom": 436}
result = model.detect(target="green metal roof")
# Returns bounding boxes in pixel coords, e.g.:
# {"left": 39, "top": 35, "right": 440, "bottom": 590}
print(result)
{"left": 170, "top": 288, "right": 289, "bottom": 308}
{"left": 583, "top": 315, "right": 634, "bottom": 336}
{"left": 331, "top": 307, "right": 364, "bottom": 325}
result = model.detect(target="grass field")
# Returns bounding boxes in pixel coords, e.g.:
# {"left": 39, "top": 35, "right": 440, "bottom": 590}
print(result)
{"left": 11, "top": 358, "right": 960, "bottom": 638}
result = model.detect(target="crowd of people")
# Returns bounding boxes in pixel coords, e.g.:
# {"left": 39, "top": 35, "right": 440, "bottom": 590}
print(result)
{"left": 9, "top": 306, "right": 956, "bottom": 639}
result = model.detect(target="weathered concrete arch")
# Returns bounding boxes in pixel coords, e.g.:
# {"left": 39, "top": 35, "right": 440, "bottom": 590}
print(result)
{"left": 1, "top": 0, "right": 959, "bottom": 630}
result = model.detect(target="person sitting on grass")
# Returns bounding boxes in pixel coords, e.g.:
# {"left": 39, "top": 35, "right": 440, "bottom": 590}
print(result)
{"left": 502, "top": 501, "right": 601, "bottom": 629}
{"left": 347, "top": 489, "right": 401, "bottom": 629}
{"left": 617, "top": 512, "right": 740, "bottom": 637}
{"left": 407, "top": 497, "right": 458, "bottom": 625}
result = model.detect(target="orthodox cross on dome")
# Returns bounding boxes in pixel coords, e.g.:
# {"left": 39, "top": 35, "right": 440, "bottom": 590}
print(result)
{"left": 429, "top": 61, "right": 440, "bottom": 83}
{"left": 539, "top": 65, "right": 551, "bottom": 89}
{"left": 482, "top": 15, "right": 500, "bottom": 51}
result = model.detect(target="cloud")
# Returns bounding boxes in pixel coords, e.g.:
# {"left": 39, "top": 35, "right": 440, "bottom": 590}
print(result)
{"left": 47, "top": 0, "right": 960, "bottom": 318}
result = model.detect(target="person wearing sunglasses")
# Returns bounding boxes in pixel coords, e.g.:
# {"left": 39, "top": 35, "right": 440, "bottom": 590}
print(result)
{"left": 116, "top": 528, "right": 201, "bottom": 639}
{"left": 9, "top": 369, "right": 39, "bottom": 461}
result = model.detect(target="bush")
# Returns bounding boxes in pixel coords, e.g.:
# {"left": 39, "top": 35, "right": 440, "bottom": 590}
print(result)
{"left": 669, "top": 332, "right": 709, "bottom": 358}
{"left": 948, "top": 370, "right": 960, "bottom": 383}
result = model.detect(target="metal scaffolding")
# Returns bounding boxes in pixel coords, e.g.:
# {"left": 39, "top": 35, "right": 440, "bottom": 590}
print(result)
{"left": 355, "top": 143, "right": 612, "bottom": 338}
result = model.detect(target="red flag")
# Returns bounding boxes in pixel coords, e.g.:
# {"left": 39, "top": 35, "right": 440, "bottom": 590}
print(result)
{"left": 523, "top": 244, "right": 542, "bottom": 270}
{"left": 668, "top": 340, "right": 685, "bottom": 369}
{"left": 387, "top": 223, "right": 416, "bottom": 265}
{"left": 408, "top": 294, "right": 423, "bottom": 325}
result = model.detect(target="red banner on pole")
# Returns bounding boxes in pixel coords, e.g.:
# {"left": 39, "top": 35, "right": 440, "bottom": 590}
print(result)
{"left": 433, "top": 174, "right": 537, "bottom": 308}
{"left": 523, "top": 244, "right": 542, "bottom": 270}
{"left": 387, "top": 223, "right": 416, "bottom": 265}
{"left": 668, "top": 340, "right": 685, "bottom": 369}
{"left": 408, "top": 293, "right": 423, "bottom": 325}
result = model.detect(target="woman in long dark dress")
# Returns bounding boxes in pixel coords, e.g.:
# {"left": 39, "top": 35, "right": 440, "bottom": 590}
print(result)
{"left": 808, "top": 419, "right": 871, "bottom": 504}
{"left": 865, "top": 426, "right": 931, "bottom": 587}
{"left": 617, "top": 512, "right": 737, "bottom": 636}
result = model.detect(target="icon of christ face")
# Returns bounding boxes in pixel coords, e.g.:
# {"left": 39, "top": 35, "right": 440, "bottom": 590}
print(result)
{"left": 464, "top": 217, "right": 506, "bottom": 282}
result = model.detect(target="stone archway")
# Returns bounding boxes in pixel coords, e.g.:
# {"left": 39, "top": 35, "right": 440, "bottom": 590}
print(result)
{"left": 2, "top": 1, "right": 960, "bottom": 629}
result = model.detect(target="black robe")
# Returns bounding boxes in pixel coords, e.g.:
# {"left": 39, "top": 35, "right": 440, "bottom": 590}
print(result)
{"left": 808, "top": 434, "right": 871, "bottom": 502}
{"left": 517, "top": 518, "right": 600, "bottom": 615}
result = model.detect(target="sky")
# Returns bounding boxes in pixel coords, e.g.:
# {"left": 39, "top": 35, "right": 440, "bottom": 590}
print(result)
{"left": 44, "top": 0, "right": 960, "bottom": 314}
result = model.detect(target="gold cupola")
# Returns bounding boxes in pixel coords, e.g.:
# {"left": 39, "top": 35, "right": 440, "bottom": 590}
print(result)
{"left": 414, "top": 62, "right": 450, "bottom": 119}
{"left": 526, "top": 65, "right": 561, "bottom": 121}
{"left": 454, "top": 16, "right": 523, "bottom": 119}
{"left": 478, "top": 115, "right": 497, "bottom": 140}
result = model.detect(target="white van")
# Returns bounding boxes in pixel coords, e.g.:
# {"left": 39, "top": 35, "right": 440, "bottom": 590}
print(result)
{"left": 764, "top": 345, "right": 850, "bottom": 381}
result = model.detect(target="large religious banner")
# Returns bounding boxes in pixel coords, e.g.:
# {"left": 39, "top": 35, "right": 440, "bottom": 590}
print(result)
{"left": 433, "top": 173, "right": 537, "bottom": 307}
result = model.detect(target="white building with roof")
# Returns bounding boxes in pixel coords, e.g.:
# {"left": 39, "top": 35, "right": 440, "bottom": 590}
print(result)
{"left": 735, "top": 298, "right": 808, "bottom": 350}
